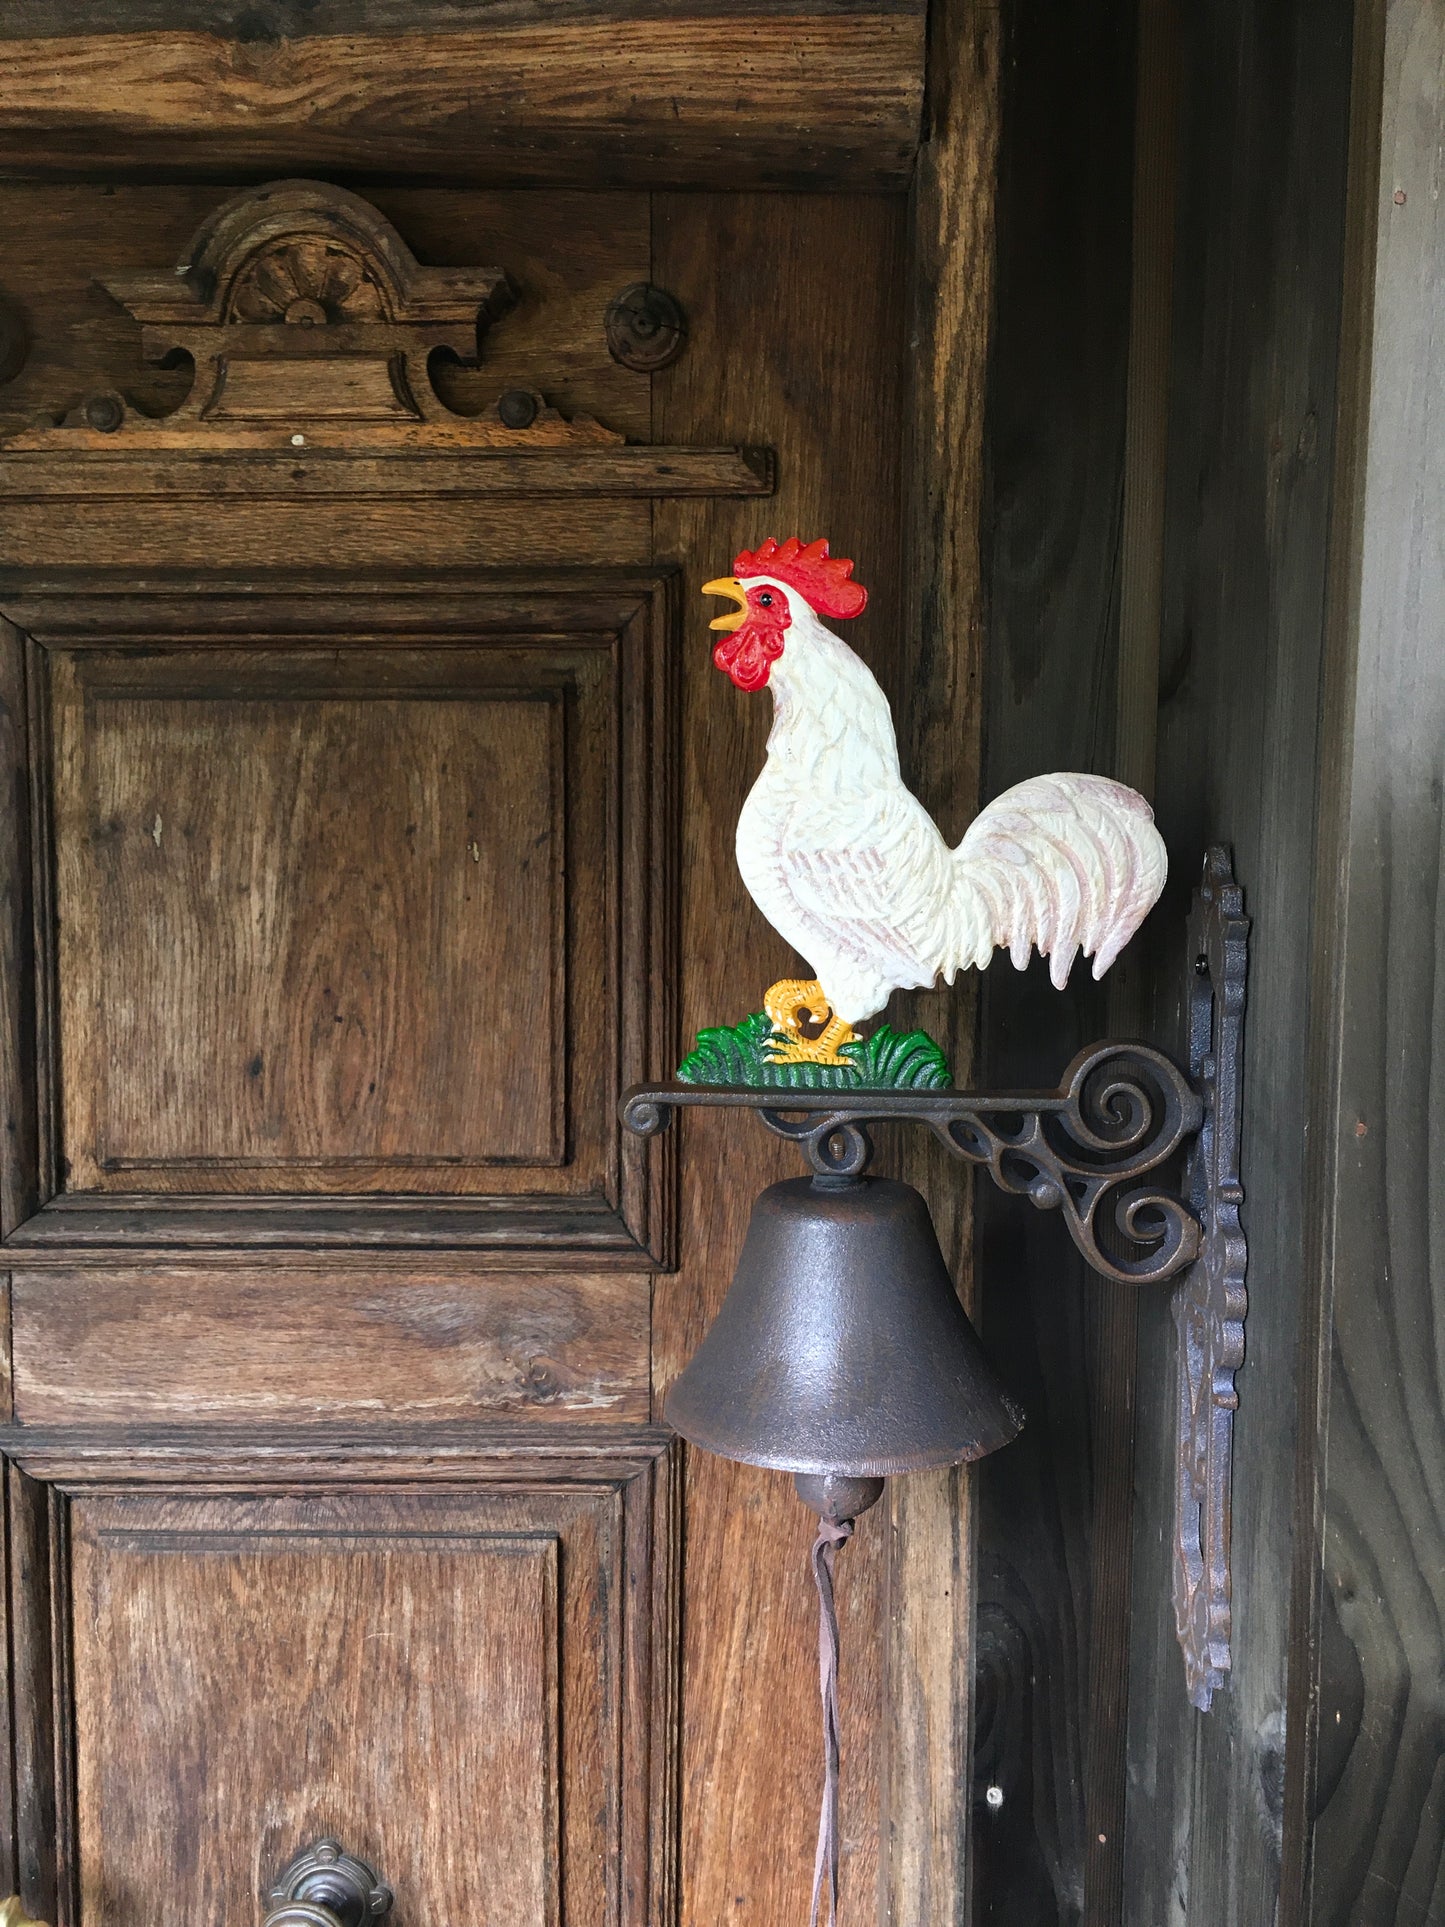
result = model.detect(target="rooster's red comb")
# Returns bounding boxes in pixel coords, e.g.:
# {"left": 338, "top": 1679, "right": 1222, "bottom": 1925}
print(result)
{"left": 732, "top": 537, "right": 868, "bottom": 620}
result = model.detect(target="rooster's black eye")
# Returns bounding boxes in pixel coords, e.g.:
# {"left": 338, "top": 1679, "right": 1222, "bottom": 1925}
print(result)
{"left": 760, "top": 593, "right": 773, "bottom": 606}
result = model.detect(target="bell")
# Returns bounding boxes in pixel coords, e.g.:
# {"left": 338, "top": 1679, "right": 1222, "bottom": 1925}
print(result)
{"left": 668, "top": 1173, "right": 1023, "bottom": 1927}
{"left": 666, "top": 1173, "right": 1024, "bottom": 1496}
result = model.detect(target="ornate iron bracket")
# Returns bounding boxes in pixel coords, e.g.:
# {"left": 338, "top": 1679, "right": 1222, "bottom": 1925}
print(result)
{"left": 622, "top": 847, "right": 1249, "bottom": 1706}
{"left": 624, "top": 1039, "right": 1202, "bottom": 1287}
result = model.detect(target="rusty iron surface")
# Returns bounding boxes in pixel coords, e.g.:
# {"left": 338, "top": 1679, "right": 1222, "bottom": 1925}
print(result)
{"left": 662, "top": 1174, "right": 1025, "bottom": 1479}
{"left": 624, "top": 1038, "right": 1204, "bottom": 1288}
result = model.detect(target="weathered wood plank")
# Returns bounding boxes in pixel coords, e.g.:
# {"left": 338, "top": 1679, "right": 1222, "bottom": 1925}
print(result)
{"left": 1, "top": 0, "right": 922, "bottom": 27}
{"left": 1290, "top": 1, "right": 1445, "bottom": 1918}
{"left": 0, "top": 446, "right": 773, "bottom": 497}
{"left": 3, "top": 1193, "right": 654, "bottom": 1259}
{"left": 0, "top": 620, "right": 39, "bottom": 1241}
{"left": 1120, "top": 0, "right": 1356, "bottom": 1918}
{"left": 0, "top": 18, "right": 926, "bottom": 188}
{"left": 1080, "top": 1, "right": 1178, "bottom": 1913}
{"left": 72, "top": 1492, "right": 572, "bottom": 1924}
{"left": 653, "top": 190, "right": 907, "bottom": 1926}
{"left": 969, "top": 0, "right": 1137, "bottom": 1917}
{"left": 887, "top": 0, "right": 1000, "bottom": 1917}
{"left": 11, "top": 1267, "right": 653, "bottom": 1427}
{"left": 4, "top": 1428, "right": 675, "bottom": 1487}
{"left": 0, "top": 497, "right": 653, "bottom": 571}
{"left": 9, "top": 1465, "right": 57, "bottom": 1924}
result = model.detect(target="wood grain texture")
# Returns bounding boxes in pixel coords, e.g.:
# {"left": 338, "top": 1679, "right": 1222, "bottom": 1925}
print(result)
{"left": 888, "top": 0, "right": 1000, "bottom": 1918}
{"left": 653, "top": 192, "right": 906, "bottom": 1927}
{"left": 0, "top": 0, "right": 923, "bottom": 28}
{"left": 0, "top": 499, "right": 654, "bottom": 573}
{"left": 0, "top": 1461, "right": 15, "bottom": 1903}
{"left": 3, "top": 1193, "right": 657, "bottom": 1261}
{"left": 1079, "top": 2, "right": 1178, "bottom": 1913}
{"left": 58, "top": 667, "right": 563, "bottom": 1178}
{"left": 1292, "top": 1, "right": 1445, "bottom": 1917}
{"left": 6, "top": 1429, "right": 676, "bottom": 1488}
{"left": 8, "top": 1466, "right": 57, "bottom": 1924}
{"left": 1119, "top": 0, "right": 1355, "bottom": 1917}
{"left": 0, "top": 618, "right": 39, "bottom": 1238}
{"left": 0, "top": 578, "right": 675, "bottom": 1257}
{"left": 1279, "top": 0, "right": 1386, "bottom": 1917}
{"left": 0, "top": 18, "right": 925, "bottom": 189}
{"left": 0, "top": 176, "right": 703, "bottom": 1927}
{"left": 11, "top": 1267, "right": 651, "bottom": 1426}
{"left": 0, "top": 448, "right": 772, "bottom": 499}
{"left": 969, "top": 0, "right": 1138, "bottom": 1918}
{"left": 72, "top": 1493, "right": 570, "bottom": 1927}
{"left": 5, "top": 1449, "right": 679, "bottom": 1927}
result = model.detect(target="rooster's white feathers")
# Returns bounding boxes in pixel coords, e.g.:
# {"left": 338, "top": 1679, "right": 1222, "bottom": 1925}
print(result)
{"left": 732, "top": 581, "right": 1167, "bottom": 1025}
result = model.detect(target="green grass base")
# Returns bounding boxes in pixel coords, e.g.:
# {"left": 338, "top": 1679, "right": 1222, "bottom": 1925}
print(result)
{"left": 676, "top": 1011, "right": 953, "bottom": 1091}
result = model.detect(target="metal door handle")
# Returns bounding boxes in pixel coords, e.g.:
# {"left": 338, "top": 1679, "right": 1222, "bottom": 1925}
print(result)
{"left": 263, "top": 1840, "right": 393, "bottom": 1927}
{"left": 0, "top": 1838, "right": 391, "bottom": 1927}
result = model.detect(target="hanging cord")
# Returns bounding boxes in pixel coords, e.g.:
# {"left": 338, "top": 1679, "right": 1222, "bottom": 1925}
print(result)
{"left": 809, "top": 1514, "right": 855, "bottom": 1927}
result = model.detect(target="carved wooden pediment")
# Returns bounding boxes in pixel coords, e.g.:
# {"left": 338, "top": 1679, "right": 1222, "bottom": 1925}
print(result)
{"left": 0, "top": 179, "right": 772, "bottom": 500}
{"left": 76, "top": 179, "right": 622, "bottom": 450}
{"left": 100, "top": 178, "right": 535, "bottom": 438}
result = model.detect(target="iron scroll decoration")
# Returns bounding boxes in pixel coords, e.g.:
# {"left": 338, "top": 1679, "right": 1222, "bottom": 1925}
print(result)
{"left": 623, "top": 846, "right": 1250, "bottom": 1708}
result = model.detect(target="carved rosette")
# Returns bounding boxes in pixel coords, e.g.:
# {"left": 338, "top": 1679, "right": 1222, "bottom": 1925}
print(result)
{"left": 1174, "top": 846, "right": 1250, "bottom": 1711}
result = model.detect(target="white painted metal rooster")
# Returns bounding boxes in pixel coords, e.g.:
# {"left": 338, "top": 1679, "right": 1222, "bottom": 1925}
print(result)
{"left": 704, "top": 538, "right": 1168, "bottom": 1067}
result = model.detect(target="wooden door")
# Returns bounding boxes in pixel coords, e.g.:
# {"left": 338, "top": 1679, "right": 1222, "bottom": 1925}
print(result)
{"left": 0, "top": 123, "right": 985, "bottom": 1917}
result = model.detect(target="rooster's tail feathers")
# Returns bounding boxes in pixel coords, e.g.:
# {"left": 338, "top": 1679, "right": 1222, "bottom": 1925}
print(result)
{"left": 953, "top": 774, "right": 1168, "bottom": 989}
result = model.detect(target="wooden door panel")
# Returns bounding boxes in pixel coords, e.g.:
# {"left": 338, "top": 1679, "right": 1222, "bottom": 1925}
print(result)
{"left": 0, "top": 580, "right": 676, "bottom": 1261}
{"left": 64, "top": 679, "right": 564, "bottom": 1172}
{"left": 8, "top": 1450, "right": 680, "bottom": 1927}
{"left": 10, "top": 1268, "right": 651, "bottom": 1428}
{"left": 53, "top": 646, "right": 585, "bottom": 1192}
{"left": 0, "top": 177, "right": 926, "bottom": 1927}
{"left": 72, "top": 1500, "right": 565, "bottom": 1927}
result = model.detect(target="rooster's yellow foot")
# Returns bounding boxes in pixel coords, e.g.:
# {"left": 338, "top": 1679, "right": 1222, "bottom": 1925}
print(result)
{"left": 764, "top": 1026, "right": 858, "bottom": 1068}
{"left": 764, "top": 977, "right": 830, "bottom": 1037}
{"left": 762, "top": 979, "right": 859, "bottom": 1067}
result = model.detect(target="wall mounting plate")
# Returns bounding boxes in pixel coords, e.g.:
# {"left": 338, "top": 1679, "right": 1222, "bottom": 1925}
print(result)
{"left": 1174, "top": 845, "right": 1250, "bottom": 1710}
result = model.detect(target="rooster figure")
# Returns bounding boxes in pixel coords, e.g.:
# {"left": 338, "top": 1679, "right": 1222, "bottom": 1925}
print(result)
{"left": 703, "top": 538, "right": 1167, "bottom": 1068}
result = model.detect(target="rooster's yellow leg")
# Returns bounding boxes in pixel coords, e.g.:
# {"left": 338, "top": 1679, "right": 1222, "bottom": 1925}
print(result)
{"left": 763, "top": 977, "right": 829, "bottom": 1038}
{"left": 762, "top": 977, "right": 859, "bottom": 1066}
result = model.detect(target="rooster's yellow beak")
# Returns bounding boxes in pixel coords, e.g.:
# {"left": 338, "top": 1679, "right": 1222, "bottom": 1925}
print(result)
{"left": 703, "top": 577, "right": 748, "bottom": 632}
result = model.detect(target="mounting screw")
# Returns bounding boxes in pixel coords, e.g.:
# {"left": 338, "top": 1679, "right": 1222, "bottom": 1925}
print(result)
{"left": 83, "top": 391, "right": 126, "bottom": 433}
{"left": 497, "top": 388, "right": 539, "bottom": 430}
{"left": 984, "top": 1785, "right": 1005, "bottom": 1812}
{"left": 605, "top": 282, "right": 687, "bottom": 372}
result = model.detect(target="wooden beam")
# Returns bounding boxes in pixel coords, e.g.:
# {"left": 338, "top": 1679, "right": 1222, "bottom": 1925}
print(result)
{"left": 1284, "top": 0, "right": 1445, "bottom": 1917}
{"left": 0, "top": 15, "right": 926, "bottom": 188}
{"left": 1120, "top": 0, "right": 1356, "bottom": 1917}
{"left": 968, "top": 0, "right": 1139, "bottom": 1915}
{"left": 0, "top": 444, "right": 774, "bottom": 499}
{"left": 886, "top": 0, "right": 1000, "bottom": 1920}
{"left": 0, "top": 0, "right": 920, "bottom": 24}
